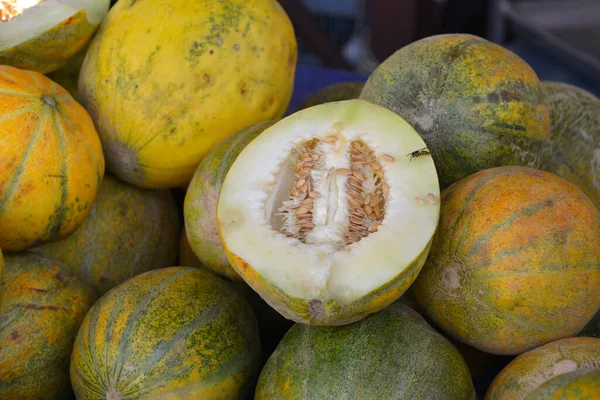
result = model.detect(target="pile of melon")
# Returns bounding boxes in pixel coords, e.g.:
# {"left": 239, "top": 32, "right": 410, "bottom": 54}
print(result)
{"left": 1, "top": 0, "right": 600, "bottom": 399}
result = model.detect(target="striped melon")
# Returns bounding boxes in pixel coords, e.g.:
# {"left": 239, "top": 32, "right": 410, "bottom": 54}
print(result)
{"left": 412, "top": 166, "right": 600, "bottom": 355}
{"left": 32, "top": 173, "right": 180, "bottom": 295}
{"left": 0, "top": 0, "right": 110, "bottom": 74}
{"left": 0, "top": 252, "right": 97, "bottom": 400}
{"left": 70, "top": 267, "right": 261, "bottom": 399}
{"left": 486, "top": 337, "right": 600, "bottom": 399}
{"left": 360, "top": 34, "right": 550, "bottom": 189}
{"left": 0, "top": 65, "right": 104, "bottom": 253}
{"left": 184, "top": 120, "right": 276, "bottom": 281}
{"left": 524, "top": 368, "right": 600, "bottom": 400}
{"left": 255, "top": 302, "right": 476, "bottom": 399}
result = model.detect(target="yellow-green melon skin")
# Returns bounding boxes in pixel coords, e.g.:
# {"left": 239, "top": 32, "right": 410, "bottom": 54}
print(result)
{"left": 486, "top": 337, "right": 600, "bottom": 400}
{"left": 538, "top": 81, "right": 600, "bottom": 209}
{"left": 255, "top": 302, "right": 476, "bottom": 400}
{"left": 184, "top": 120, "right": 276, "bottom": 281}
{"left": 0, "top": 8, "right": 106, "bottom": 74}
{"left": 360, "top": 34, "right": 550, "bottom": 189}
{"left": 70, "top": 267, "right": 261, "bottom": 399}
{"left": 0, "top": 252, "right": 97, "bottom": 400}
{"left": 78, "top": 0, "right": 297, "bottom": 189}
{"left": 32, "top": 174, "right": 180, "bottom": 295}
{"left": 524, "top": 368, "right": 600, "bottom": 400}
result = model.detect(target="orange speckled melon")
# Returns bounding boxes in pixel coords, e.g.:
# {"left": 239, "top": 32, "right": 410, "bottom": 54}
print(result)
{"left": 184, "top": 120, "right": 276, "bottom": 281}
{"left": 486, "top": 337, "right": 600, "bottom": 399}
{"left": 255, "top": 302, "right": 476, "bottom": 399}
{"left": 32, "top": 173, "right": 180, "bottom": 295}
{"left": 524, "top": 368, "right": 600, "bottom": 400}
{"left": 217, "top": 100, "right": 441, "bottom": 325}
{"left": 70, "top": 267, "right": 261, "bottom": 399}
{"left": 0, "top": 252, "right": 97, "bottom": 400}
{"left": 412, "top": 166, "right": 600, "bottom": 355}
{"left": 0, "top": 0, "right": 110, "bottom": 74}
{"left": 0, "top": 65, "right": 104, "bottom": 253}
{"left": 78, "top": 0, "right": 297, "bottom": 189}
{"left": 360, "top": 34, "right": 550, "bottom": 189}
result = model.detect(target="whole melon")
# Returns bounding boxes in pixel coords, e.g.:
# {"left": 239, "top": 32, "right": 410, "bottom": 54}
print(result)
{"left": 32, "top": 173, "right": 180, "bottom": 295}
{"left": 0, "top": 0, "right": 110, "bottom": 74}
{"left": 184, "top": 120, "right": 276, "bottom": 281}
{"left": 360, "top": 34, "right": 550, "bottom": 189}
{"left": 0, "top": 252, "right": 97, "bottom": 400}
{"left": 524, "top": 368, "right": 600, "bottom": 400}
{"left": 255, "top": 302, "right": 476, "bottom": 399}
{"left": 412, "top": 166, "right": 600, "bottom": 355}
{"left": 79, "top": 0, "right": 297, "bottom": 189}
{"left": 0, "top": 65, "right": 105, "bottom": 253}
{"left": 538, "top": 81, "right": 600, "bottom": 209}
{"left": 299, "top": 81, "right": 365, "bottom": 110}
{"left": 70, "top": 267, "right": 261, "bottom": 399}
{"left": 486, "top": 337, "right": 600, "bottom": 399}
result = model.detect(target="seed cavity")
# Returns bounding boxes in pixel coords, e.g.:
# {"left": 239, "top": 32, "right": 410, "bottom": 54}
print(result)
{"left": 275, "top": 137, "right": 390, "bottom": 246}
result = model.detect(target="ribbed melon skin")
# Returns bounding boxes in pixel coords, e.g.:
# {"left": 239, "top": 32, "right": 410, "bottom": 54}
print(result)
{"left": 0, "top": 65, "right": 104, "bottom": 253}
{"left": 524, "top": 368, "right": 600, "bottom": 400}
{"left": 413, "top": 166, "right": 600, "bottom": 355}
{"left": 0, "top": 252, "right": 97, "bottom": 400}
{"left": 255, "top": 302, "right": 476, "bottom": 400}
{"left": 486, "top": 337, "right": 600, "bottom": 399}
{"left": 70, "top": 267, "right": 261, "bottom": 399}
{"left": 32, "top": 173, "right": 180, "bottom": 295}
{"left": 360, "top": 34, "right": 549, "bottom": 189}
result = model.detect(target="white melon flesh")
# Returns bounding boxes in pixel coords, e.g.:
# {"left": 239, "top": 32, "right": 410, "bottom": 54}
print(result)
{"left": 217, "top": 99, "right": 440, "bottom": 306}
{"left": 0, "top": 0, "right": 109, "bottom": 51}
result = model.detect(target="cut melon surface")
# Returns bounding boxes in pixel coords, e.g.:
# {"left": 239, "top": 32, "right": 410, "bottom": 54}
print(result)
{"left": 217, "top": 99, "right": 440, "bottom": 324}
{"left": 0, "top": 0, "right": 108, "bottom": 51}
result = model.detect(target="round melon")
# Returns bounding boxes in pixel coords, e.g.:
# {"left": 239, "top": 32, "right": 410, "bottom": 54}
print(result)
{"left": 255, "top": 302, "right": 476, "bottom": 399}
{"left": 0, "top": 65, "right": 105, "bottom": 253}
{"left": 299, "top": 81, "right": 365, "bottom": 110}
{"left": 0, "top": 0, "right": 110, "bottom": 74}
{"left": 31, "top": 173, "right": 180, "bottom": 295}
{"left": 486, "top": 337, "right": 600, "bottom": 399}
{"left": 78, "top": 0, "right": 297, "bottom": 189}
{"left": 70, "top": 267, "right": 261, "bottom": 399}
{"left": 185, "top": 120, "right": 276, "bottom": 281}
{"left": 412, "top": 165, "right": 600, "bottom": 355}
{"left": 538, "top": 81, "right": 600, "bottom": 209}
{"left": 217, "top": 99, "right": 441, "bottom": 325}
{"left": 524, "top": 368, "right": 600, "bottom": 400}
{"left": 0, "top": 252, "right": 97, "bottom": 400}
{"left": 360, "top": 33, "right": 550, "bottom": 189}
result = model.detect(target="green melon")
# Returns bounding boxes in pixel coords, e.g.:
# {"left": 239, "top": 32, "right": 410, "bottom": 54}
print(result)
{"left": 70, "top": 267, "right": 261, "bottom": 399}
{"left": 0, "top": 252, "right": 97, "bottom": 400}
{"left": 255, "top": 302, "right": 476, "bottom": 399}
{"left": 360, "top": 34, "right": 550, "bottom": 189}
{"left": 299, "top": 82, "right": 365, "bottom": 110}
{"left": 538, "top": 81, "right": 600, "bottom": 209}
{"left": 32, "top": 173, "right": 180, "bottom": 295}
{"left": 184, "top": 120, "right": 276, "bottom": 281}
{"left": 524, "top": 368, "right": 600, "bottom": 400}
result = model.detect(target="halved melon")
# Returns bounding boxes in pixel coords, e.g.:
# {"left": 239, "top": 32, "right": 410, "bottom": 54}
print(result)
{"left": 217, "top": 99, "right": 440, "bottom": 325}
{"left": 0, "top": 0, "right": 110, "bottom": 74}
